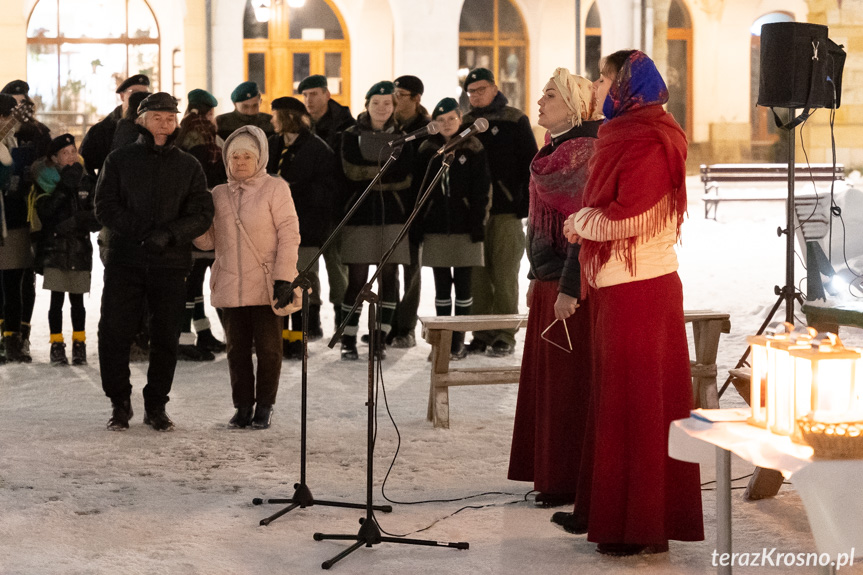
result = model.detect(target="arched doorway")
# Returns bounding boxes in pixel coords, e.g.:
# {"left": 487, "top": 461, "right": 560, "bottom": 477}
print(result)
{"left": 750, "top": 11, "right": 795, "bottom": 159}
{"left": 584, "top": 2, "right": 601, "bottom": 81}
{"left": 243, "top": 0, "right": 350, "bottom": 109}
{"left": 458, "top": 0, "right": 529, "bottom": 112}
{"left": 26, "top": 0, "right": 160, "bottom": 136}
{"left": 666, "top": 0, "right": 692, "bottom": 135}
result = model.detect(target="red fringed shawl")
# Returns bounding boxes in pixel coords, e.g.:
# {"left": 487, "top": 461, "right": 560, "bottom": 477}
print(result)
{"left": 577, "top": 105, "right": 688, "bottom": 293}
{"left": 529, "top": 134, "right": 595, "bottom": 256}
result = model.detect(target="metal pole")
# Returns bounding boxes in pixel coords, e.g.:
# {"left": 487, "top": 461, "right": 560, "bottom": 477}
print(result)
{"left": 716, "top": 447, "right": 732, "bottom": 575}
{"left": 786, "top": 109, "right": 796, "bottom": 324}
{"left": 575, "top": 0, "right": 582, "bottom": 75}
{"left": 205, "top": 0, "right": 213, "bottom": 93}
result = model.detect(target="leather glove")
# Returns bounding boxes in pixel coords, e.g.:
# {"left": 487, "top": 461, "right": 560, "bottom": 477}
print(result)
{"left": 273, "top": 280, "right": 294, "bottom": 309}
{"left": 141, "top": 229, "right": 173, "bottom": 255}
{"left": 60, "top": 163, "right": 84, "bottom": 188}
{"left": 55, "top": 217, "right": 77, "bottom": 234}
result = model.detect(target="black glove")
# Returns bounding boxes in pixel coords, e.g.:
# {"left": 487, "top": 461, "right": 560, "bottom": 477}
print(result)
{"left": 55, "top": 217, "right": 77, "bottom": 234}
{"left": 273, "top": 280, "right": 294, "bottom": 309}
{"left": 59, "top": 163, "right": 84, "bottom": 188}
{"left": 141, "top": 229, "right": 173, "bottom": 255}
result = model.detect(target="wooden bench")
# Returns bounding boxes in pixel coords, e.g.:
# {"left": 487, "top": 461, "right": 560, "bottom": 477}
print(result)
{"left": 700, "top": 163, "right": 844, "bottom": 220}
{"left": 802, "top": 301, "right": 863, "bottom": 334}
{"left": 419, "top": 310, "right": 731, "bottom": 428}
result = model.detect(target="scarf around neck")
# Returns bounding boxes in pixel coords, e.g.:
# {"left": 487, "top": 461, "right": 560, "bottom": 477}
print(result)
{"left": 529, "top": 122, "right": 598, "bottom": 255}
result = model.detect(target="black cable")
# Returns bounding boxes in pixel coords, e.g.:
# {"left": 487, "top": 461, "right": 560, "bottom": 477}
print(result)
{"left": 701, "top": 473, "right": 754, "bottom": 488}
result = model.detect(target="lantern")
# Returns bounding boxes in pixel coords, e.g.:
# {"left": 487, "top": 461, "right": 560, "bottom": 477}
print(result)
{"left": 764, "top": 324, "right": 816, "bottom": 435}
{"left": 792, "top": 335, "right": 862, "bottom": 427}
{"left": 747, "top": 334, "right": 770, "bottom": 427}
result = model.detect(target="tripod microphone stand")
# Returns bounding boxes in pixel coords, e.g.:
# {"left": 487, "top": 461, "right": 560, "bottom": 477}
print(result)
{"left": 314, "top": 150, "right": 469, "bottom": 569}
{"left": 718, "top": 107, "right": 805, "bottom": 400}
{"left": 252, "top": 145, "right": 413, "bottom": 525}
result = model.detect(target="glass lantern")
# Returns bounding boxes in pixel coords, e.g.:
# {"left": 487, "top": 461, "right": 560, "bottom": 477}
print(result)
{"left": 793, "top": 335, "right": 863, "bottom": 428}
{"left": 747, "top": 334, "right": 770, "bottom": 427}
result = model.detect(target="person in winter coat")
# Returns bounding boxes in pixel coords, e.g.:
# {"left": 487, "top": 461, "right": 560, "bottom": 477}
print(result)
{"left": 266, "top": 96, "right": 336, "bottom": 358}
{"left": 95, "top": 92, "right": 214, "bottom": 433}
{"left": 507, "top": 69, "right": 601, "bottom": 509}
{"left": 194, "top": 125, "right": 301, "bottom": 430}
{"left": 32, "top": 134, "right": 100, "bottom": 365}
{"left": 0, "top": 92, "right": 35, "bottom": 364}
{"left": 557, "top": 50, "right": 704, "bottom": 555}
{"left": 462, "top": 68, "right": 538, "bottom": 357}
{"left": 387, "top": 74, "right": 431, "bottom": 350}
{"left": 335, "top": 81, "right": 414, "bottom": 361}
{"left": 175, "top": 88, "right": 228, "bottom": 362}
{"left": 413, "top": 97, "right": 490, "bottom": 359}
{"left": 0, "top": 81, "right": 48, "bottom": 364}
{"left": 80, "top": 74, "right": 150, "bottom": 176}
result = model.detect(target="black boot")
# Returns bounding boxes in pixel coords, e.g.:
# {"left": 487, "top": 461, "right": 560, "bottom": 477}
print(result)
{"left": 178, "top": 343, "right": 215, "bottom": 361}
{"left": 251, "top": 405, "right": 274, "bottom": 429}
{"left": 340, "top": 335, "right": 358, "bottom": 360}
{"left": 20, "top": 324, "right": 31, "bottom": 363}
{"left": 196, "top": 329, "right": 226, "bottom": 353}
{"left": 144, "top": 408, "right": 175, "bottom": 432}
{"left": 72, "top": 340, "right": 87, "bottom": 365}
{"left": 283, "top": 339, "right": 303, "bottom": 360}
{"left": 229, "top": 406, "right": 254, "bottom": 428}
{"left": 50, "top": 341, "right": 68, "bottom": 365}
{"left": 308, "top": 304, "right": 323, "bottom": 341}
{"left": 372, "top": 330, "right": 387, "bottom": 360}
{"left": 450, "top": 331, "right": 467, "bottom": 360}
{"left": 2, "top": 333, "right": 27, "bottom": 363}
{"left": 107, "top": 399, "right": 133, "bottom": 431}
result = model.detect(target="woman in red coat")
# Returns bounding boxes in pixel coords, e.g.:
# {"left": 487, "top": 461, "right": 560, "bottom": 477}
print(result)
{"left": 554, "top": 50, "right": 704, "bottom": 555}
{"left": 507, "top": 68, "right": 601, "bottom": 507}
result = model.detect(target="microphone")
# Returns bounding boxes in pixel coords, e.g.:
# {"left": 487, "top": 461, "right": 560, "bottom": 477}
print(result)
{"left": 436, "top": 118, "right": 489, "bottom": 155}
{"left": 388, "top": 122, "right": 440, "bottom": 146}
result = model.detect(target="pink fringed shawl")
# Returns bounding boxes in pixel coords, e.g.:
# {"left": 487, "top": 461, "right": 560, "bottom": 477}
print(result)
{"left": 529, "top": 133, "right": 596, "bottom": 255}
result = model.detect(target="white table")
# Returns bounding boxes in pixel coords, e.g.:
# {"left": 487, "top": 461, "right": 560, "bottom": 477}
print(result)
{"left": 669, "top": 414, "right": 863, "bottom": 574}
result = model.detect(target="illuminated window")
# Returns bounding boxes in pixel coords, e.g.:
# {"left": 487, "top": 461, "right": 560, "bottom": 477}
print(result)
{"left": 26, "top": 0, "right": 160, "bottom": 133}
{"left": 459, "top": 0, "right": 529, "bottom": 112}
{"left": 242, "top": 0, "right": 350, "bottom": 109}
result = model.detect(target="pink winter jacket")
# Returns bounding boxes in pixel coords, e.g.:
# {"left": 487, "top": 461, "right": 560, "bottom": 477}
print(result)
{"left": 194, "top": 126, "right": 301, "bottom": 311}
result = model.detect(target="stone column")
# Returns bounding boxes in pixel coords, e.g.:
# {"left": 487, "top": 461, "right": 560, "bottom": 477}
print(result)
{"left": 652, "top": 0, "right": 672, "bottom": 80}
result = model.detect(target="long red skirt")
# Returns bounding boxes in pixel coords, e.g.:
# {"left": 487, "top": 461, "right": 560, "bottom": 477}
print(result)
{"left": 508, "top": 280, "right": 592, "bottom": 494}
{"left": 574, "top": 272, "right": 704, "bottom": 544}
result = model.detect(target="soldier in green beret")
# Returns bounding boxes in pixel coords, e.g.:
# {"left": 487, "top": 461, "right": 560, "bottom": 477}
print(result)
{"left": 215, "top": 81, "right": 274, "bottom": 141}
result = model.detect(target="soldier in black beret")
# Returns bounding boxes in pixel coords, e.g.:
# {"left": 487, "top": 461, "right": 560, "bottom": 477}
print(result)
{"left": 387, "top": 74, "right": 432, "bottom": 349}
{"left": 461, "top": 67, "right": 538, "bottom": 357}
{"left": 215, "top": 81, "right": 273, "bottom": 141}
{"left": 79, "top": 74, "right": 150, "bottom": 176}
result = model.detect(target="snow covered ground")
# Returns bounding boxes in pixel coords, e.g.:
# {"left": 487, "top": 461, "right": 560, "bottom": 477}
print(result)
{"left": 2, "top": 175, "right": 863, "bottom": 575}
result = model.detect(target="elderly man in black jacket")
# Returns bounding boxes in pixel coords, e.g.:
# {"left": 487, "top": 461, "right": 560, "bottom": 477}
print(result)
{"left": 95, "top": 92, "right": 214, "bottom": 432}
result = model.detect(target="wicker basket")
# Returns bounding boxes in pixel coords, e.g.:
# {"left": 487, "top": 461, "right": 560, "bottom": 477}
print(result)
{"left": 797, "top": 416, "right": 863, "bottom": 459}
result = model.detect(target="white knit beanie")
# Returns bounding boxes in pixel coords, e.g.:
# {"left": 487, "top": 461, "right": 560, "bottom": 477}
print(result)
{"left": 226, "top": 133, "right": 260, "bottom": 159}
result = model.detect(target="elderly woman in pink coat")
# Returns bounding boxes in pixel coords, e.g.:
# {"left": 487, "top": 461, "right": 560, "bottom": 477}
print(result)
{"left": 195, "top": 125, "right": 301, "bottom": 430}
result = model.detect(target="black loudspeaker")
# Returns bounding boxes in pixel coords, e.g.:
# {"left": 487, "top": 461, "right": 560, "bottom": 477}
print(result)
{"left": 758, "top": 22, "right": 846, "bottom": 109}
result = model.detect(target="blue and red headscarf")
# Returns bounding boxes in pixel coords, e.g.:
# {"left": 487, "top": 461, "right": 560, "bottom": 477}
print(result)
{"left": 602, "top": 51, "right": 670, "bottom": 121}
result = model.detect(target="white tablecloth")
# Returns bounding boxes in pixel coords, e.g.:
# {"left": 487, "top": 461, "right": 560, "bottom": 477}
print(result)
{"left": 669, "top": 416, "right": 863, "bottom": 558}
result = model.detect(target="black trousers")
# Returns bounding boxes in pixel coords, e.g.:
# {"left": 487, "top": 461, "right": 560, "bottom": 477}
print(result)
{"left": 222, "top": 305, "right": 282, "bottom": 408}
{"left": 98, "top": 264, "right": 188, "bottom": 411}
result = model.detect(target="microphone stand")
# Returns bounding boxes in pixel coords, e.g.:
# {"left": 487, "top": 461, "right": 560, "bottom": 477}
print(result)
{"left": 315, "top": 149, "right": 469, "bottom": 569}
{"left": 251, "top": 146, "right": 409, "bottom": 525}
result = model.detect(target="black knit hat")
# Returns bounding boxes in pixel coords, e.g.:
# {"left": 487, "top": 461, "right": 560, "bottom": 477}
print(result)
{"left": 137, "top": 92, "right": 180, "bottom": 114}
{"left": 116, "top": 74, "right": 150, "bottom": 94}
{"left": 0, "top": 94, "right": 17, "bottom": 116}
{"left": 271, "top": 97, "right": 307, "bottom": 115}
{"left": 393, "top": 75, "right": 424, "bottom": 96}
{"left": 1, "top": 80, "right": 29, "bottom": 96}
{"left": 48, "top": 133, "right": 75, "bottom": 158}
{"left": 463, "top": 68, "right": 495, "bottom": 91}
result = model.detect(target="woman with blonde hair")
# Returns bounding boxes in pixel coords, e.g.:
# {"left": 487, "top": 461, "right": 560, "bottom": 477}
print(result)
{"left": 508, "top": 68, "right": 601, "bottom": 508}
